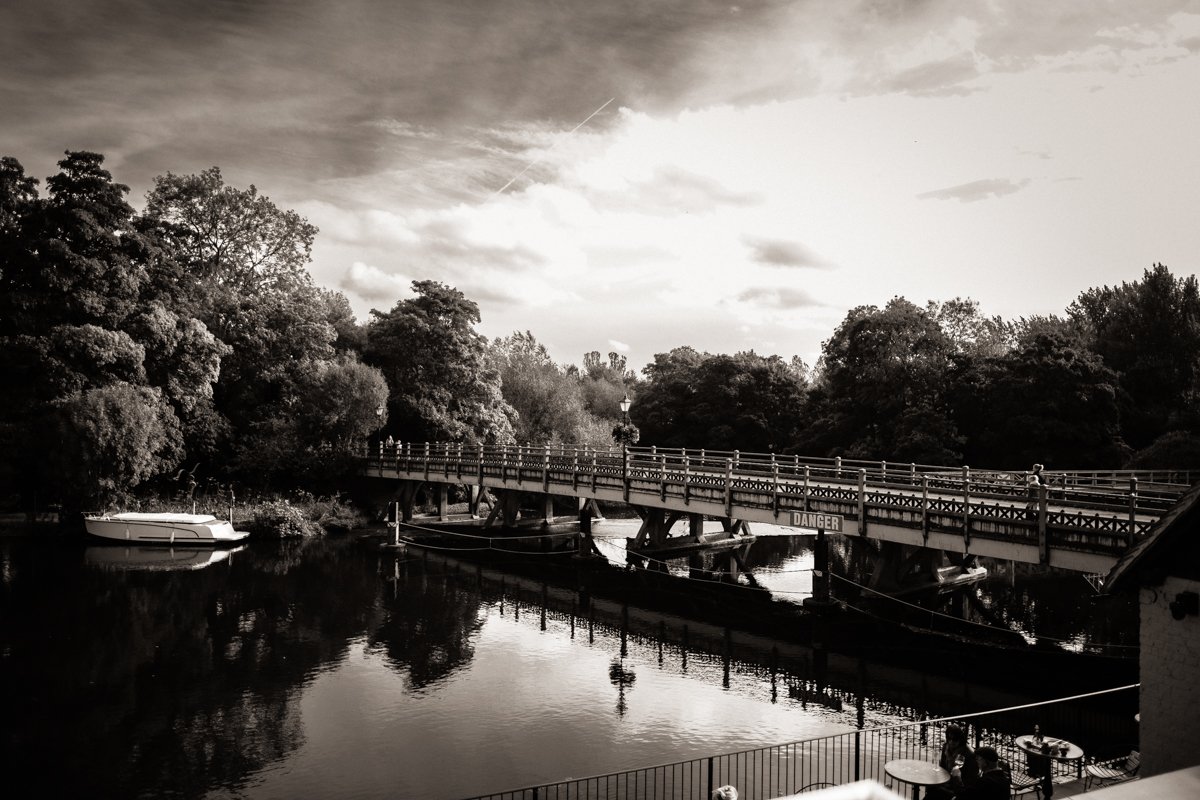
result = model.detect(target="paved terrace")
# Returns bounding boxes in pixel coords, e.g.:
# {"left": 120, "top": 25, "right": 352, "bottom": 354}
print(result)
{"left": 362, "top": 444, "right": 1193, "bottom": 574}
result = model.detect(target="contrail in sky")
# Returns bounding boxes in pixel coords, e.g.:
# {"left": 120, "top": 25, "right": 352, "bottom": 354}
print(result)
{"left": 488, "top": 98, "right": 615, "bottom": 200}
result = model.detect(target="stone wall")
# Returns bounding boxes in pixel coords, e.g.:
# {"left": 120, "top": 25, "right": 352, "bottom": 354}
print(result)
{"left": 1139, "top": 574, "right": 1200, "bottom": 776}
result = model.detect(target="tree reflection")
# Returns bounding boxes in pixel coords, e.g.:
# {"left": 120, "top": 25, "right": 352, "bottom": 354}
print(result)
{"left": 367, "top": 555, "right": 486, "bottom": 690}
{"left": 0, "top": 537, "right": 383, "bottom": 797}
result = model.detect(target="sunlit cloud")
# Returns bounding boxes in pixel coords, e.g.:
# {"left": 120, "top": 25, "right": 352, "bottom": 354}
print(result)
{"left": 734, "top": 287, "right": 823, "bottom": 310}
{"left": 340, "top": 262, "right": 413, "bottom": 303}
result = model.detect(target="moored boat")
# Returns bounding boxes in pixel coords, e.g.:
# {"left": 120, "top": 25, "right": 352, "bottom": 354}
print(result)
{"left": 84, "top": 512, "right": 250, "bottom": 545}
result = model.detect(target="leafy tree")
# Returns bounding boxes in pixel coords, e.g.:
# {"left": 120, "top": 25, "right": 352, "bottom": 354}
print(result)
{"left": 927, "top": 297, "right": 1009, "bottom": 358}
{"left": 637, "top": 348, "right": 807, "bottom": 452}
{"left": 1126, "top": 431, "right": 1200, "bottom": 471}
{"left": 492, "top": 331, "right": 590, "bottom": 444}
{"left": 800, "top": 298, "right": 961, "bottom": 463}
{"left": 634, "top": 346, "right": 705, "bottom": 445}
{"left": 578, "top": 350, "right": 638, "bottom": 419}
{"left": 320, "top": 288, "right": 367, "bottom": 354}
{"left": 49, "top": 383, "right": 183, "bottom": 508}
{"left": 1068, "top": 264, "right": 1200, "bottom": 449}
{"left": 0, "top": 153, "right": 224, "bottom": 509}
{"left": 141, "top": 167, "right": 378, "bottom": 483}
{"left": 956, "top": 331, "right": 1126, "bottom": 468}
{"left": 364, "top": 281, "right": 514, "bottom": 444}
{"left": 142, "top": 166, "right": 316, "bottom": 294}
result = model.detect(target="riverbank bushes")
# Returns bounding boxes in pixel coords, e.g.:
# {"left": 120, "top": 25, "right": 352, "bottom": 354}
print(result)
{"left": 129, "top": 491, "right": 368, "bottom": 539}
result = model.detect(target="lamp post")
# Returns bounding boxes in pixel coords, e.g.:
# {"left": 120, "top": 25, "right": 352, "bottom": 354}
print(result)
{"left": 619, "top": 393, "right": 632, "bottom": 494}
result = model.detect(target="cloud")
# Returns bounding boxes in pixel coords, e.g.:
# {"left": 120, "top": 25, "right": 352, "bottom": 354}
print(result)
{"left": 608, "top": 339, "right": 630, "bottom": 352}
{"left": 734, "top": 287, "right": 822, "bottom": 310}
{"left": 340, "top": 262, "right": 412, "bottom": 302}
{"left": 744, "top": 236, "right": 828, "bottom": 269}
{"left": 916, "top": 178, "right": 1032, "bottom": 202}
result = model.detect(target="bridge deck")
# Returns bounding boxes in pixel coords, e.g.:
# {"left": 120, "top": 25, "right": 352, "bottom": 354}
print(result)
{"left": 361, "top": 444, "right": 1190, "bottom": 574}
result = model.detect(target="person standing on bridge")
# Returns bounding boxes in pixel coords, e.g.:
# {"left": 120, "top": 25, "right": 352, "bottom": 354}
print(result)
{"left": 1025, "top": 464, "right": 1047, "bottom": 515}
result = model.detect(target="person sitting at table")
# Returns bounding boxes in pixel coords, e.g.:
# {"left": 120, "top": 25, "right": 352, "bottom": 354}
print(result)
{"left": 926, "top": 724, "right": 979, "bottom": 800}
{"left": 955, "top": 747, "right": 1010, "bottom": 800}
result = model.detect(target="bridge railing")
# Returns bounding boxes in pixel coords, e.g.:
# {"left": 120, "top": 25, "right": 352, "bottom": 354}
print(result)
{"left": 458, "top": 684, "right": 1139, "bottom": 800}
{"left": 362, "top": 443, "right": 1187, "bottom": 555}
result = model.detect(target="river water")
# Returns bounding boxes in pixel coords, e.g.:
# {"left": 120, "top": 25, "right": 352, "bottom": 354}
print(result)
{"left": 0, "top": 520, "right": 1137, "bottom": 799}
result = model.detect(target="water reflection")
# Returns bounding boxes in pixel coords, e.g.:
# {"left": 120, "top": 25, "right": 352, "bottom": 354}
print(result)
{"left": 84, "top": 543, "right": 247, "bottom": 572}
{"left": 0, "top": 537, "right": 382, "bottom": 798}
{"left": 368, "top": 556, "right": 486, "bottom": 691}
{"left": 594, "top": 518, "right": 1137, "bottom": 655}
{"left": 0, "top": 531, "right": 1138, "bottom": 800}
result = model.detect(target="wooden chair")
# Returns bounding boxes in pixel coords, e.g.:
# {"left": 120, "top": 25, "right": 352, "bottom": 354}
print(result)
{"left": 1084, "top": 750, "right": 1140, "bottom": 790}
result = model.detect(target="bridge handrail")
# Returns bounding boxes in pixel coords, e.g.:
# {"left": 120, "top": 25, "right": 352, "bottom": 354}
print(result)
{"left": 364, "top": 441, "right": 1189, "bottom": 512}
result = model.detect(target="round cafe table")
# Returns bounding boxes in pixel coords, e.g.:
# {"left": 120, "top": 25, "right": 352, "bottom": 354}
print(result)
{"left": 884, "top": 758, "right": 951, "bottom": 800}
{"left": 1016, "top": 735, "right": 1084, "bottom": 800}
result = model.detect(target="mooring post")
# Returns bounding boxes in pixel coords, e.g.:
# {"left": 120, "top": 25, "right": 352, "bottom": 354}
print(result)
{"left": 390, "top": 500, "right": 400, "bottom": 547}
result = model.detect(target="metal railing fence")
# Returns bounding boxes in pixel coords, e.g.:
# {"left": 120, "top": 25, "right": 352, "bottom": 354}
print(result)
{"left": 460, "top": 684, "right": 1139, "bottom": 800}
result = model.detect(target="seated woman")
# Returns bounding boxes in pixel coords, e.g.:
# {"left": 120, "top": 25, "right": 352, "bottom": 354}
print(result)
{"left": 926, "top": 724, "right": 979, "bottom": 800}
{"left": 957, "top": 747, "right": 1010, "bottom": 800}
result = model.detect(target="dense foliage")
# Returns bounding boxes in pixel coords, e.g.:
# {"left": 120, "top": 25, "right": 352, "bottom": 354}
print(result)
{"left": 2, "top": 147, "right": 1196, "bottom": 515}
{"left": 0, "top": 153, "right": 385, "bottom": 511}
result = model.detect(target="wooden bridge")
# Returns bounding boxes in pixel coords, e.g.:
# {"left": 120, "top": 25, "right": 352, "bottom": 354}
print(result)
{"left": 360, "top": 443, "right": 1193, "bottom": 575}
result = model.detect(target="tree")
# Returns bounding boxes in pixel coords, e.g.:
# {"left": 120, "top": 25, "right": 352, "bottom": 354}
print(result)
{"left": 492, "top": 331, "right": 590, "bottom": 444}
{"left": 0, "top": 153, "right": 224, "bottom": 509}
{"left": 141, "top": 166, "right": 379, "bottom": 484}
{"left": 956, "top": 331, "right": 1126, "bottom": 468}
{"left": 142, "top": 166, "right": 316, "bottom": 294}
{"left": 230, "top": 356, "right": 387, "bottom": 488}
{"left": 927, "top": 297, "right": 1009, "bottom": 358}
{"left": 799, "top": 298, "right": 961, "bottom": 463}
{"left": 1068, "top": 264, "right": 1200, "bottom": 449}
{"left": 579, "top": 350, "right": 637, "bottom": 419}
{"left": 364, "top": 281, "right": 514, "bottom": 444}
{"left": 637, "top": 348, "right": 807, "bottom": 452}
{"left": 49, "top": 383, "right": 183, "bottom": 509}
{"left": 634, "top": 346, "right": 706, "bottom": 446}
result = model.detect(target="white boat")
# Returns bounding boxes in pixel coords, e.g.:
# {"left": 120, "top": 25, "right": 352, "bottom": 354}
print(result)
{"left": 84, "top": 512, "right": 250, "bottom": 545}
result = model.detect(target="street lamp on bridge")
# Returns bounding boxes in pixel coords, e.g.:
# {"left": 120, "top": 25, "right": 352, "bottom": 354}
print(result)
{"left": 619, "top": 393, "right": 631, "bottom": 427}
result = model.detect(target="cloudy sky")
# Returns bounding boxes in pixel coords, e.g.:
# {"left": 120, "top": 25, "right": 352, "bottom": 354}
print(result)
{"left": 4, "top": 0, "right": 1199, "bottom": 370}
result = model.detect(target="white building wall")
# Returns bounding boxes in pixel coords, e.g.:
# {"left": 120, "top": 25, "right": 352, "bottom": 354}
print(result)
{"left": 1139, "top": 574, "right": 1200, "bottom": 777}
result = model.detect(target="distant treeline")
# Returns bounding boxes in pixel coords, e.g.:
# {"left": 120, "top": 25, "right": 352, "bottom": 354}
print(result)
{"left": 2, "top": 152, "right": 1196, "bottom": 512}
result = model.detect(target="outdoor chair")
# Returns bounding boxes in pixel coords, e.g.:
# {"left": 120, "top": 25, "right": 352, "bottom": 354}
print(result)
{"left": 799, "top": 782, "right": 836, "bottom": 793}
{"left": 1000, "top": 758, "right": 1041, "bottom": 800}
{"left": 1083, "top": 749, "right": 1140, "bottom": 790}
